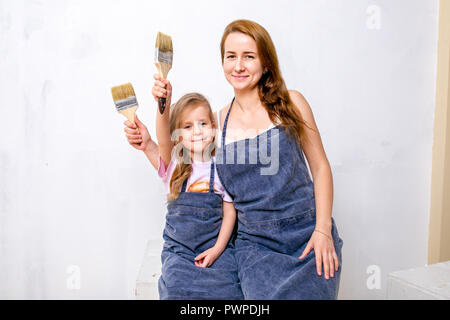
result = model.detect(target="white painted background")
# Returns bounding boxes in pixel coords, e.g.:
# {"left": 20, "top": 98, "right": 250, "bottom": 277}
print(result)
{"left": 0, "top": 0, "right": 439, "bottom": 299}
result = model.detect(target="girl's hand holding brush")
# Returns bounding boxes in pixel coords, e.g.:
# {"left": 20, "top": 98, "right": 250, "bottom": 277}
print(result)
{"left": 152, "top": 73, "right": 172, "bottom": 112}
{"left": 124, "top": 114, "right": 153, "bottom": 152}
{"left": 124, "top": 114, "right": 160, "bottom": 171}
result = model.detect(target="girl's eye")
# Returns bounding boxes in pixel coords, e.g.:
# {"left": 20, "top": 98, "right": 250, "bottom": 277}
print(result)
{"left": 227, "top": 55, "right": 235, "bottom": 59}
{"left": 201, "top": 122, "right": 207, "bottom": 126}
{"left": 246, "top": 55, "right": 254, "bottom": 59}
{"left": 184, "top": 125, "right": 191, "bottom": 129}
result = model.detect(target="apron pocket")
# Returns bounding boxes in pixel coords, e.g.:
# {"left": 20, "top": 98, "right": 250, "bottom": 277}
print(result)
{"left": 238, "top": 208, "right": 316, "bottom": 254}
{"left": 242, "top": 207, "right": 315, "bottom": 231}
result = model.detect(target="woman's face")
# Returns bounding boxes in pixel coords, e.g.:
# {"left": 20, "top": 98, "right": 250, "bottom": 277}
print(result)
{"left": 223, "top": 32, "right": 264, "bottom": 92}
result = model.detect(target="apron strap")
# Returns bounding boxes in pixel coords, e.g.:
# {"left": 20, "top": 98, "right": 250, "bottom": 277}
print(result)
{"left": 221, "top": 97, "right": 235, "bottom": 149}
{"left": 208, "top": 160, "right": 215, "bottom": 193}
{"left": 181, "top": 176, "right": 188, "bottom": 193}
{"left": 180, "top": 159, "right": 216, "bottom": 193}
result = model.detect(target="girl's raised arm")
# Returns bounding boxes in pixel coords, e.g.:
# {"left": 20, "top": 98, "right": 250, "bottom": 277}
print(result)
{"left": 152, "top": 73, "right": 174, "bottom": 169}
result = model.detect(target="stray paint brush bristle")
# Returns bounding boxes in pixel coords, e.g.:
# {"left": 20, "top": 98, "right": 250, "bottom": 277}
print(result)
{"left": 155, "top": 32, "right": 173, "bottom": 114}
{"left": 111, "top": 82, "right": 139, "bottom": 123}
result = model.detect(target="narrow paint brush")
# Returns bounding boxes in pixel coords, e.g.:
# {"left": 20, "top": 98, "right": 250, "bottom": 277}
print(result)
{"left": 155, "top": 32, "right": 173, "bottom": 114}
{"left": 111, "top": 82, "right": 139, "bottom": 124}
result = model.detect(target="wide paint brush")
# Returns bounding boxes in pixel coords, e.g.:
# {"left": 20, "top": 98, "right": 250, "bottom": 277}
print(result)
{"left": 154, "top": 32, "right": 173, "bottom": 114}
{"left": 111, "top": 82, "right": 139, "bottom": 124}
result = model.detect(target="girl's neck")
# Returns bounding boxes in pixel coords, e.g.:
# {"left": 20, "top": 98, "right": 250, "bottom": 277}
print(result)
{"left": 190, "top": 150, "right": 212, "bottom": 163}
{"left": 234, "top": 88, "right": 262, "bottom": 114}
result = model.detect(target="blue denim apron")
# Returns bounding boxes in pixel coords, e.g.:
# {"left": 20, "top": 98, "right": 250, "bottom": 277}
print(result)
{"left": 158, "top": 159, "right": 243, "bottom": 300}
{"left": 215, "top": 98, "right": 343, "bottom": 300}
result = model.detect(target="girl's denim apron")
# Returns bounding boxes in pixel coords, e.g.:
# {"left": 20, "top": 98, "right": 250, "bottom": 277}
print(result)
{"left": 158, "top": 159, "right": 243, "bottom": 300}
{"left": 216, "top": 98, "right": 344, "bottom": 300}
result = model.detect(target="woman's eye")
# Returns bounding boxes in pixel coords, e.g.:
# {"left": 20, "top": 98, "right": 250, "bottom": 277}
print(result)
{"left": 184, "top": 125, "right": 191, "bottom": 129}
{"left": 246, "top": 55, "right": 254, "bottom": 59}
{"left": 227, "top": 55, "right": 235, "bottom": 59}
{"left": 201, "top": 122, "right": 207, "bottom": 126}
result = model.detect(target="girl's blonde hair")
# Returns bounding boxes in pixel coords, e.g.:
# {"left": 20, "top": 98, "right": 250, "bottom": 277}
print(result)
{"left": 168, "top": 93, "right": 216, "bottom": 201}
{"left": 220, "top": 19, "right": 315, "bottom": 149}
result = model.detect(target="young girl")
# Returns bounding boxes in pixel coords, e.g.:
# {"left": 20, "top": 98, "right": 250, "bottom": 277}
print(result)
{"left": 123, "top": 77, "right": 243, "bottom": 300}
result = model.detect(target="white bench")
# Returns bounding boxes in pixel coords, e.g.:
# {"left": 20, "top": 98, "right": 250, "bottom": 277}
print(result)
{"left": 387, "top": 260, "right": 450, "bottom": 299}
{"left": 135, "top": 239, "right": 163, "bottom": 300}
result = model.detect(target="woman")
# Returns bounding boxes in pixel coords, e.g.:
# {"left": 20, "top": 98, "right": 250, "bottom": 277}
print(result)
{"left": 213, "top": 19, "right": 343, "bottom": 299}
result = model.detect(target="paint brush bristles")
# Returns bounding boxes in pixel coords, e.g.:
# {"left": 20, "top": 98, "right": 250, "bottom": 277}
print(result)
{"left": 155, "top": 32, "right": 173, "bottom": 77}
{"left": 155, "top": 32, "right": 173, "bottom": 114}
{"left": 111, "top": 82, "right": 139, "bottom": 123}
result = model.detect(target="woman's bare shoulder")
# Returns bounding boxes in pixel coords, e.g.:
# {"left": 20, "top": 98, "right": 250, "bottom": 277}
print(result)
{"left": 288, "top": 89, "right": 308, "bottom": 107}
{"left": 220, "top": 103, "right": 231, "bottom": 115}
{"left": 215, "top": 103, "right": 232, "bottom": 129}
{"left": 288, "top": 89, "right": 314, "bottom": 117}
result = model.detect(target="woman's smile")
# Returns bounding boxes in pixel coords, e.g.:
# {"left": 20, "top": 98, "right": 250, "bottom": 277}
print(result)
{"left": 232, "top": 74, "right": 249, "bottom": 81}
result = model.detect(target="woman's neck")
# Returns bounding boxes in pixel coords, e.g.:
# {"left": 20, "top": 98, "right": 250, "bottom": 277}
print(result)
{"left": 234, "top": 88, "right": 262, "bottom": 114}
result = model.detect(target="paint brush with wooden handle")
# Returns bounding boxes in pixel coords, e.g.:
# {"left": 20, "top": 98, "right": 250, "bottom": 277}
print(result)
{"left": 154, "top": 32, "right": 173, "bottom": 114}
{"left": 111, "top": 82, "right": 139, "bottom": 124}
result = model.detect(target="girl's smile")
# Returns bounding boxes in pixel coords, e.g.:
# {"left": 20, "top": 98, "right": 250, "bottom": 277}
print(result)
{"left": 179, "top": 104, "right": 215, "bottom": 160}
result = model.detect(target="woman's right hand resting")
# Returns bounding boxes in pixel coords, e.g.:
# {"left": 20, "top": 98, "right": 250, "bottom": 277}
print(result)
{"left": 124, "top": 114, "right": 152, "bottom": 151}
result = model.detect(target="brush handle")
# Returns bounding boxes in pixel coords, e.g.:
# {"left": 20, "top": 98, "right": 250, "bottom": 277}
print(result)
{"left": 158, "top": 97, "right": 166, "bottom": 114}
{"left": 119, "top": 105, "right": 138, "bottom": 124}
{"left": 155, "top": 61, "right": 171, "bottom": 115}
{"left": 119, "top": 106, "right": 142, "bottom": 146}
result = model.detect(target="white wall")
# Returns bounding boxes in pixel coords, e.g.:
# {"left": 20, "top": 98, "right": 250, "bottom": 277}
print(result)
{"left": 0, "top": 0, "right": 439, "bottom": 299}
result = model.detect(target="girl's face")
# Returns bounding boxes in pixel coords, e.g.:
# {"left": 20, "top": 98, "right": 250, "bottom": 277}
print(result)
{"left": 222, "top": 32, "right": 264, "bottom": 92}
{"left": 179, "top": 104, "right": 215, "bottom": 157}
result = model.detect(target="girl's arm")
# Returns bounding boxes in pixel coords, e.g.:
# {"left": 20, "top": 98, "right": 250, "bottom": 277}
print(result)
{"left": 194, "top": 201, "right": 236, "bottom": 268}
{"left": 124, "top": 114, "right": 160, "bottom": 171}
{"left": 152, "top": 74, "right": 174, "bottom": 169}
{"left": 142, "top": 139, "right": 160, "bottom": 171}
{"left": 214, "top": 201, "right": 236, "bottom": 252}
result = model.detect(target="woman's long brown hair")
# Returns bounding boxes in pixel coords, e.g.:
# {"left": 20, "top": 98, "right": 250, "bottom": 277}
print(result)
{"left": 220, "top": 19, "right": 315, "bottom": 149}
{"left": 167, "top": 93, "right": 216, "bottom": 201}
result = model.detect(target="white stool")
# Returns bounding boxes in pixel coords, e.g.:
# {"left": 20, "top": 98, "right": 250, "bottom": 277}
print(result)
{"left": 387, "top": 260, "right": 450, "bottom": 299}
{"left": 135, "top": 239, "right": 163, "bottom": 300}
